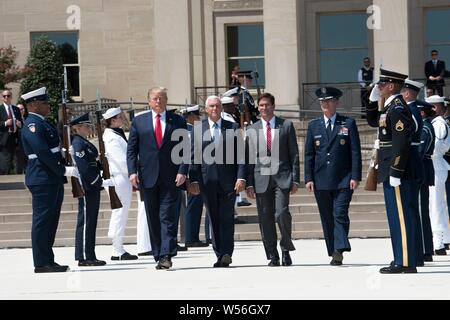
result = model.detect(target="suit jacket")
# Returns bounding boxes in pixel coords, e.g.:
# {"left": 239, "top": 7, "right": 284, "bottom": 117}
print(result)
{"left": 425, "top": 60, "right": 446, "bottom": 86}
{"left": 247, "top": 117, "right": 300, "bottom": 193}
{"left": 0, "top": 104, "right": 22, "bottom": 149}
{"left": 189, "top": 119, "right": 246, "bottom": 191}
{"left": 127, "top": 110, "right": 188, "bottom": 189}
{"left": 305, "top": 113, "right": 362, "bottom": 190}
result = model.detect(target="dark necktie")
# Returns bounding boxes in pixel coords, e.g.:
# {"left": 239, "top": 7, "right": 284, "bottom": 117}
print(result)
{"left": 326, "top": 119, "right": 332, "bottom": 137}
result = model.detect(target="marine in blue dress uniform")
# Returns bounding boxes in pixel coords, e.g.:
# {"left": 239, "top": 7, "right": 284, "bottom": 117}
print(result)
{"left": 366, "top": 69, "right": 418, "bottom": 273}
{"left": 304, "top": 87, "right": 362, "bottom": 265}
{"left": 70, "top": 113, "right": 107, "bottom": 267}
{"left": 20, "top": 87, "right": 78, "bottom": 273}
{"left": 417, "top": 100, "right": 436, "bottom": 261}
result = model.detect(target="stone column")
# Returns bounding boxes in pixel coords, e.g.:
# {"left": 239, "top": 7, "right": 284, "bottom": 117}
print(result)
{"left": 154, "top": 0, "right": 193, "bottom": 104}
{"left": 373, "top": 0, "right": 410, "bottom": 77}
{"left": 263, "top": 0, "right": 300, "bottom": 110}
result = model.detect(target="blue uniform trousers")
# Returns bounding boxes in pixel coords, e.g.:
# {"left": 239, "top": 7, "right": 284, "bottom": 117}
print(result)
{"left": 29, "top": 183, "right": 64, "bottom": 267}
{"left": 185, "top": 194, "right": 204, "bottom": 243}
{"left": 75, "top": 190, "right": 101, "bottom": 261}
{"left": 314, "top": 189, "right": 353, "bottom": 256}
{"left": 419, "top": 183, "right": 434, "bottom": 256}
{"left": 383, "top": 181, "right": 417, "bottom": 267}
{"left": 143, "top": 179, "right": 179, "bottom": 261}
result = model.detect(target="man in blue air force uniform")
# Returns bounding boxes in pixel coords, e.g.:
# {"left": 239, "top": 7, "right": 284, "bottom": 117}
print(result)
{"left": 304, "top": 87, "right": 362, "bottom": 266}
{"left": 21, "top": 87, "right": 78, "bottom": 273}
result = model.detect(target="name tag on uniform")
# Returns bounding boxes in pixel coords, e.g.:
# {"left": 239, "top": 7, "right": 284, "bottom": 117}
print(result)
{"left": 314, "top": 135, "right": 322, "bottom": 139}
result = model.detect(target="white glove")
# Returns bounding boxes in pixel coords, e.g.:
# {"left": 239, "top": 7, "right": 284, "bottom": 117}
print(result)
{"left": 102, "top": 179, "right": 114, "bottom": 187}
{"left": 389, "top": 176, "right": 401, "bottom": 188}
{"left": 369, "top": 84, "right": 380, "bottom": 102}
{"left": 65, "top": 166, "right": 79, "bottom": 178}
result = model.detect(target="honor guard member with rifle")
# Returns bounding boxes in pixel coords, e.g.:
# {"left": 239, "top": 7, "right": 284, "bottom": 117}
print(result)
{"left": 425, "top": 95, "right": 450, "bottom": 254}
{"left": 417, "top": 100, "right": 436, "bottom": 261}
{"left": 70, "top": 113, "right": 110, "bottom": 267}
{"left": 367, "top": 69, "right": 418, "bottom": 273}
{"left": 400, "top": 79, "right": 426, "bottom": 266}
{"left": 102, "top": 107, "right": 139, "bottom": 261}
{"left": 21, "top": 87, "right": 78, "bottom": 273}
{"left": 304, "top": 87, "right": 362, "bottom": 266}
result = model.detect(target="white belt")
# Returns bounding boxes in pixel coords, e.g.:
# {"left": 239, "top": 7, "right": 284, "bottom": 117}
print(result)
{"left": 411, "top": 142, "right": 421, "bottom": 146}
{"left": 28, "top": 147, "right": 61, "bottom": 159}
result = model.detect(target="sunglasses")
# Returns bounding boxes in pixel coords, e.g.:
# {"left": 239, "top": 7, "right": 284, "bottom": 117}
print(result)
{"left": 2, "top": 95, "right": 11, "bottom": 98}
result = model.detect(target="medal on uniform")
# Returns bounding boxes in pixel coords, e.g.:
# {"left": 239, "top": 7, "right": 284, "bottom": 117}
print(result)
{"left": 340, "top": 139, "right": 346, "bottom": 146}
{"left": 316, "top": 140, "right": 320, "bottom": 147}
{"left": 382, "top": 129, "right": 387, "bottom": 135}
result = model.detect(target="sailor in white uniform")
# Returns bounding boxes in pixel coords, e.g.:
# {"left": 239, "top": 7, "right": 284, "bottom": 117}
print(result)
{"left": 426, "top": 95, "right": 450, "bottom": 255}
{"left": 103, "top": 107, "right": 139, "bottom": 260}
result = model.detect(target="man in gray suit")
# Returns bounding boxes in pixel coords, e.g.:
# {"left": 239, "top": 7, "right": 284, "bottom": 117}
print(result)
{"left": 246, "top": 93, "right": 300, "bottom": 267}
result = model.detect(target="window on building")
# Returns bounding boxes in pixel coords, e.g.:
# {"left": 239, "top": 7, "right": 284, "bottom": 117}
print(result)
{"left": 319, "top": 13, "right": 369, "bottom": 83}
{"left": 31, "top": 31, "right": 80, "bottom": 97}
{"left": 425, "top": 8, "right": 450, "bottom": 71}
{"left": 226, "top": 24, "right": 265, "bottom": 88}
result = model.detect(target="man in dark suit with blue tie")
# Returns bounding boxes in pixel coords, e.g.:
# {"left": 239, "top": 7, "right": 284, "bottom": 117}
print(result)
{"left": 304, "top": 87, "right": 362, "bottom": 266}
{"left": 189, "top": 96, "right": 246, "bottom": 267}
{"left": 425, "top": 50, "right": 446, "bottom": 97}
{"left": 127, "top": 87, "right": 188, "bottom": 270}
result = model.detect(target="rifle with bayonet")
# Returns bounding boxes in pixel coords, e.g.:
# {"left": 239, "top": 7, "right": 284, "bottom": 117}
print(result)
{"left": 61, "top": 66, "right": 84, "bottom": 198}
{"left": 95, "top": 90, "right": 123, "bottom": 209}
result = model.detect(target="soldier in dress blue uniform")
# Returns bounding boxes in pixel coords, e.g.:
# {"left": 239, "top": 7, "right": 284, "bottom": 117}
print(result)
{"left": 304, "top": 87, "right": 362, "bottom": 266}
{"left": 400, "top": 79, "right": 426, "bottom": 266}
{"left": 21, "top": 87, "right": 79, "bottom": 273}
{"left": 70, "top": 113, "right": 109, "bottom": 267}
{"left": 417, "top": 100, "right": 436, "bottom": 261}
{"left": 366, "top": 69, "right": 418, "bottom": 273}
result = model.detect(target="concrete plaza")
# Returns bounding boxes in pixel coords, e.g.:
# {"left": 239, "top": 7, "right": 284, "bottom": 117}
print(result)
{"left": 1, "top": 238, "right": 449, "bottom": 300}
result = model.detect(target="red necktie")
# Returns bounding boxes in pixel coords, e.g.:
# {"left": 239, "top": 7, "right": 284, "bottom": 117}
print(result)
{"left": 154, "top": 114, "right": 162, "bottom": 148}
{"left": 266, "top": 122, "right": 272, "bottom": 153}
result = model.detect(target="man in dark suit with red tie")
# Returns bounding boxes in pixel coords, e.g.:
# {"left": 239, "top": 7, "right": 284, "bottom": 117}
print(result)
{"left": 127, "top": 87, "right": 188, "bottom": 270}
{"left": 425, "top": 50, "right": 446, "bottom": 97}
{"left": 0, "top": 89, "right": 22, "bottom": 175}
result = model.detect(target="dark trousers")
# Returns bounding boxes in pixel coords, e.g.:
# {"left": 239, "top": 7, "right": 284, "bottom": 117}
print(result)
{"left": 256, "top": 177, "right": 295, "bottom": 260}
{"left": 0, "top": 137, "right": 15, "bottom": 175}
{"left": 75, "top": 190, "right": 101, "bottom": 261}
{"left": 410, "top": 182, "right": 424, "bottom": 265}
{"left": 29, "top": 183, "right": 64, "bottom": 267}
{"left": 143, "top": 180, "right": 179, "bottom": 261}
{"left": 428, "top": 85, "right": 444, "bottom": 97}
{"left": 14, "top": 144, "right": 26, "bottom": 174}
{"left": 314, "top": 188, "right": 353, "bottom": 256}
{"left": 383, "top": 181, "right": 417, "bottom": 267}
{"left": 419, "top": 183, "right": 434, "bottom": 256}
{"left": 201, "top": 182, "right": 236, "bottom": 258}
{"left": 185, "top": 194, "right": 204, "bottom": 243}
{"left": 360, "top": 88, "right": 371, "bottom": 116}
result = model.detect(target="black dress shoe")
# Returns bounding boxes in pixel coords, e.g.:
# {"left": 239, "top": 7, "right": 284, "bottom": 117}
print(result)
{"left": 111, "top": 252, "right": 138, "bottom": 261}
{"left": 424, "top": 254, "right": 433, "bottom": 262}
{"left": 78, "top": 259, "right": 106, "bottom": 267}
{"left": 445, "top": 244, "right": 450, "bottom": 250}
{"left": 282, "top": 251, "right": 292, "bottom": 266}
{"left": 138, "top": 251, "right": 153, "bottom": 256}
{"left": 156, "top": 256, "right": 172, "bottom": 270}
{"left": 177, "top": 244, "right": 188, "bottom": 251}
{"left": 268, "top": 258, "right": 280, "bottom": 267}
{"left": 34, "top": 264, "right": 69, "bottom": 273}
{"left": 213, "top": 254, "right": 232, "bottom": 268}
{"left": 416, "top": 261, "right": 425, "bottom": 267}
{"left": 435, "top": 248, "right": 447, "bottom": 255}
{"left": 237, "top": 200, "right": 251, "bottom": 207}
{"left": 330, "top": 250, "right": 343, "bottom": 266}
{"left": 379, "top": 264, "right": 417, "bottom": 274}
{"left": 185, "top": 241, "right": 209, "bottom": 248}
